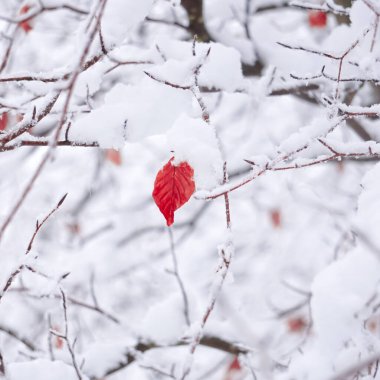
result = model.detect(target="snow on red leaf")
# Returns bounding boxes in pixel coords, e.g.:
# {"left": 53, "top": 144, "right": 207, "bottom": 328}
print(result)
{"left": 308, "top": 11, "right": 327, "bottom": 28}
{"left": 19, "top": 5, "right": 33, "bottom": 33}
{"left": 0, "top": 113, "right": 8, "bottom": 131}
{"left": 152, "top": 157, "right": 195, "bottom": 226}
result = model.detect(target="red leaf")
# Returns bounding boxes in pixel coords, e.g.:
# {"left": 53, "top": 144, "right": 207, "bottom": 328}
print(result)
{"left": 0, "top": 113, "right": 8, "bottom": 131}
{"left": 270, "top": 209, "right": 281, "bottom": 228}
{"left": 55, "top": 336, "right": 64, "bottom": 349}
{"left": 152, "top": 157, "right": 195, "bottom": 226}
{"left": 105, "top": 149, "right": 122, "bottom": 166}
{"left": 52, "top": 325, "right": 64, "bottom": 349}
{"left": 228, "top": 357, "right": 241, "bottom": 371}
{"left": 308, "top": 11, "right": 327, "bottom": 28}
{"left": 287, "top": 317, "right": 307, "bottom": 333}
{"left": 19, "top": 5, "right": 33, "bottom": 33}
{"left": 223, "top": 357, "right": 242, "bottom": 380}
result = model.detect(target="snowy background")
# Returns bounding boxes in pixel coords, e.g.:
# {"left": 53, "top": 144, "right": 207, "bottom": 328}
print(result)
{"left": 0, "top": 0, "right": 379, "bottom": 379}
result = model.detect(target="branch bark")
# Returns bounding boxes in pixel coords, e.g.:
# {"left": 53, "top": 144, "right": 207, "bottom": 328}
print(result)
{"left": 95, "top": 335, "right": 250, "bottom": 379}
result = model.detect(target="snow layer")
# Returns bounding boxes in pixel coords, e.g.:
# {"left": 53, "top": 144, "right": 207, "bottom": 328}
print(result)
{"left": 102, "top": 0, "right": 153, "bottom": 47}
{"left": 7, "top": 360, "right": 81, "bottom": 380}
{"left": 70, "top": 80, "right": 193, "bottom": 146}
{"left": 167, "top": 115, "right": 223, "bottom": 189}
{"left": 286, "top": 162, "right": 380, "bottom": 380}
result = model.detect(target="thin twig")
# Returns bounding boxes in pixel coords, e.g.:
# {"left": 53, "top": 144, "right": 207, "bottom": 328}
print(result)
{"left": 168, "top": 228, "right": 191, "bottom": 326}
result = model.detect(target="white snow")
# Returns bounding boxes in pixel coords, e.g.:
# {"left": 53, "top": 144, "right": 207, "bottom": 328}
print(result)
{"left": 102, "top": 0, "right": 153, "bottom": 47}
{"left": 7, "top": 360, "right": 81, "bottom": 380}
{"left": 167, "top": 115, "right": 223, "bottom": 189}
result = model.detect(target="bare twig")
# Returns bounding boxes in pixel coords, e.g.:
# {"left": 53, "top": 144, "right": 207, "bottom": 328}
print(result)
{"left": 0, "top": 0, "right": 108, "bottom": 243}
{"left": 168, "top": 228, "right": 191, "bottom": 326}
{"left": 53, "top": 289, "right": 83, "bottom": 380}
{"left": 0, "top": 324, "right": 37, "bottom": 351}
{"left": 25, "top": 193, "right": 68, "bottom": 255}
{"left": 0, "top": 194, "right": 67, "bottom": 302}
{"left": 94, "top": 335, "right": 250, "bottom": 379}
